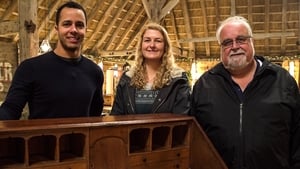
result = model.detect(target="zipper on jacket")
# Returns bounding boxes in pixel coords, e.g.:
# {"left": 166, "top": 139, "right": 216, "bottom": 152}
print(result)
{"left": 125, "top": 85, "right": 135, "bottom": 113}
{"left": 152, "top": 97, "right": 166, "bottom": 113}
{"left": 151, "top": 79, "right": 180, "bottom": 113}
{"left": 238, "top": 103, "right": 244, "bottom": 169}
{"left": 239, "top": 103, "right": 243, "bottom": 133}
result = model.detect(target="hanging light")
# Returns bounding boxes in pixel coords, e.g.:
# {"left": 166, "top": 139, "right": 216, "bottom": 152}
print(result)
{"left": 289, "top": 60, "right": 295, "bottom": 77}
{"left": 113, "top": 64, "right": 118, "bottom": 77}
{"left": 39, "top": 0, "right": 52, "bottom": 54}
{"left": 98, "top": 60, "right": 103, "bottom": 70}
{"left": 191, "top": 60, "right": 197, "bottom": 80}
{"left": 39, "top": 39, "right": 52, "bottom": 54}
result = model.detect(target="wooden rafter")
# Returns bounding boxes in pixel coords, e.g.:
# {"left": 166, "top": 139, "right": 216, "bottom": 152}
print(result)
{"left": 39, "top": 0, "right": 61, "bottom": 40}
{"left": 1, "top": 0, "right": 17, "bottom": 20}
{"left": 91, "top": 2, "right": 129, "bottom": 52}
{"left": 298, "top": 0, "right": 300, "bottom": 52}
{"left": 142, "top": 0, "right": 164, "bottom": 23}
{"left": 142, "top": 0, "right": 178, "bottom": 23}
{"left": 103, "top": 0, "right": 138, "bottom": 50}
{"left": 82, "top": 0, "right": 119, "bottom": 52}
{"left": 169, "top": 10, "right": 180, "bottom": 48}
{"left": 124, "top": 16, "right": 148, "bottom": 50}
{"left": 0, "top": 20, "right": 18, "bottom": 35}
{"left": 264, "top": 0, "right": 270, "bottom": 56}
{"left": 18, "top": 0, "right": 38, "bottom": 61}
{"left": 199, "top": 0, "right": 210, "bottom": 57}
{"left": 181, "top": 0, "right": 195, "bottom": 58}
{"left": 159, "top": 0, "right": 179, "bottom": 21}
{"left": 0, "top": 0, "right": 298, "bottom": 59}
{"left": 281, "top": 0, "right": 287, "bottom": 54}
{"left": 178, "top": 32, "right": 295, "bottom": 43}
{"left": 247, "top": 0, "right": 252, "bottom": 22}
{"left": 214, "top": 0, "right": 221, "bottom": 28}
{"left": 115, "top": 4, "right": 145, "bottom": 50}
{"left": 230, "top": 0, "right": 236, "bottom": 16}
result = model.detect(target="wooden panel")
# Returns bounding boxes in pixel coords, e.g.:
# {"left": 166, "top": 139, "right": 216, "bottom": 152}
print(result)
{"left": 89, "top": 126, "right": 128, "bottom": 169}
{"left": 190, "top": 121, "right": 227, "bottom": 169}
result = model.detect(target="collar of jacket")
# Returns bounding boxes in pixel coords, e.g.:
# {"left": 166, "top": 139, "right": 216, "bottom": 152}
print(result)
{"left": 124, "top": 66, "right": 188, "bottom": 82}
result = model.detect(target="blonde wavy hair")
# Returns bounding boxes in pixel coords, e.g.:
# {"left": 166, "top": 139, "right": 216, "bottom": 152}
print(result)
{"left": 130, "top": 22, "right": 176, "bottom": 89}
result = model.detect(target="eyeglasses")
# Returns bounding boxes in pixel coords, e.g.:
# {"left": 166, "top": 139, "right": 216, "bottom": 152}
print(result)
{"left": 220, "top": 35, "right": 252, "bottom": 49}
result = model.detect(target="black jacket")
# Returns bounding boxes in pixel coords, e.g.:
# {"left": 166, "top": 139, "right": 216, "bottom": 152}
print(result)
{"left": 111, "top": 66, "right": 191, "bottom": 115}
{"left": 190, "top": 56, "right": 300, "bottom": 169}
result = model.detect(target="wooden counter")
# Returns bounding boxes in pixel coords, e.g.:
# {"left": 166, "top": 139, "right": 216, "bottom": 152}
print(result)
{"left": 0, "top": 113, "right": 227, "bottom": 169}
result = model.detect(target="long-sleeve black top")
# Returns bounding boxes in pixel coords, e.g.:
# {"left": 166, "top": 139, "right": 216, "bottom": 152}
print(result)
{"left": 0, "top": 51, "right": 104, "bottom": 120}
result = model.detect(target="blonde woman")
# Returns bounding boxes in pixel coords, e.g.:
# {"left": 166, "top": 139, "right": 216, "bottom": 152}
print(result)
{"left": 111, "top": 22, "right": 190, "bottom": 115}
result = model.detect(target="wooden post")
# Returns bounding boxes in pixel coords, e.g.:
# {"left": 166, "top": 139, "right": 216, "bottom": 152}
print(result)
{"left": 142, "top": 0, "right": 179, "bottom": 23}
{"left": 18, "top": 0, "right": 39, "bottom": 64}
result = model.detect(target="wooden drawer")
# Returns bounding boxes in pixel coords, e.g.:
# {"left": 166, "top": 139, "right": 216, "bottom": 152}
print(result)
{"left": 130, "top": 157, "right": 189, "bottom": 169}
{"left": 129, "top": 148, "right": 189, "bottom": 168}
{"left": 33, "top": 162, "right": 87, "bottom": 169}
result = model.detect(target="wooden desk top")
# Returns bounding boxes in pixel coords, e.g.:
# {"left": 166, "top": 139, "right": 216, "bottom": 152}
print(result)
{"left": 0, "top": 113, "right": 193, "bottom": 132}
